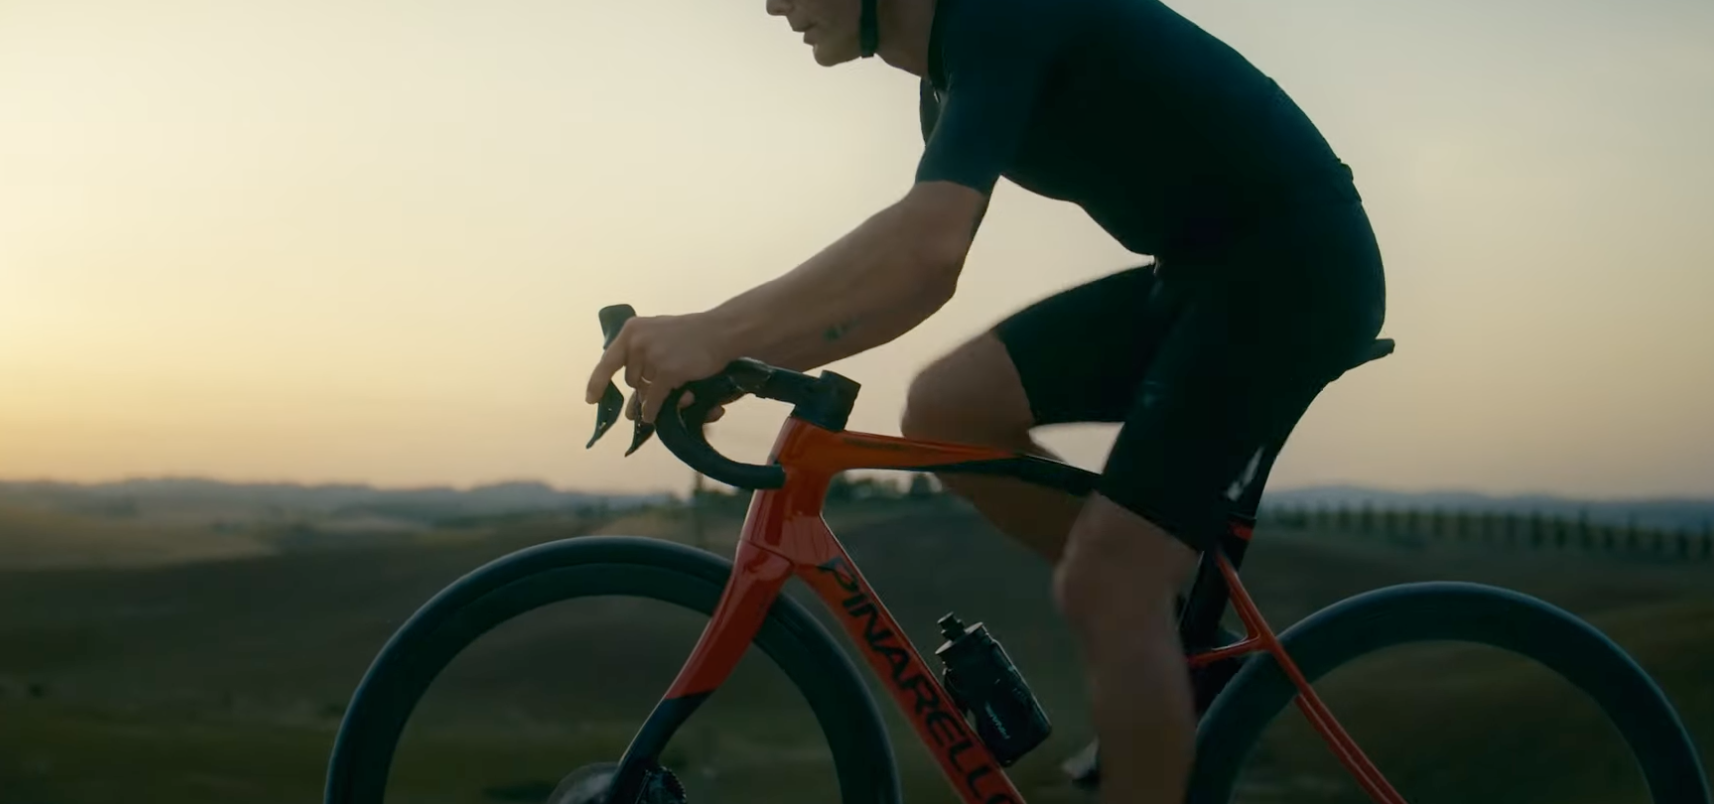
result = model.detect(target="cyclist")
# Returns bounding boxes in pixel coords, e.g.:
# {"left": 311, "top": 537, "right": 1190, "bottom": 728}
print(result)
{"left": 585, "top": 0, "right": 1386, "bottom": 799}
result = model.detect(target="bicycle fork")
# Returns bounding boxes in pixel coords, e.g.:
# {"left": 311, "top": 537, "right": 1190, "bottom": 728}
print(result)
{"left": 604, "top": 538, "right": 794, "bottom": 803}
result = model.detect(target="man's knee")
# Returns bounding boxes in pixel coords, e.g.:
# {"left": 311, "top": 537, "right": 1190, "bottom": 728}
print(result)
{"left": 1053, "top": 496, "right": 1199, "bottom": 642}
{"left": 900, "top": 333, "right": 1033, "bottom": 443}
{"left": 899, "top": 365, "right": 962, "bottom": 440}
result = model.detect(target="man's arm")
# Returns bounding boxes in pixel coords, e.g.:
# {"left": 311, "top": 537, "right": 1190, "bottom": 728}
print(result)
{"left": 709, "top": 2, "right": 1055, "bottom": 371}
{"left": 706, "top": 180, "right": 989, "bottom": 372}
{"left": 586, "top": 0, "right": 1061, "bottom": 422}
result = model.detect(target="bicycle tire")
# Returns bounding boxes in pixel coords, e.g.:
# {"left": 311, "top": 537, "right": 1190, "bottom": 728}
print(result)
{"left": 324, "top": 535, "right": 903, "bottom": 804}
{"left": 1188, "top": 581, "right": 1710, "bottom": 803}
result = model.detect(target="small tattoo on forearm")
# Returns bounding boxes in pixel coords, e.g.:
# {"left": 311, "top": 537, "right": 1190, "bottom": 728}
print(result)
{"left": 823, "top": 318, "right": 859, "bottom": 342}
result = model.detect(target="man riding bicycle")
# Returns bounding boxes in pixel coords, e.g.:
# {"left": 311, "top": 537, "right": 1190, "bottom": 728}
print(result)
{"left": 585, "top": 0, "right": 1386, "bottom": 800}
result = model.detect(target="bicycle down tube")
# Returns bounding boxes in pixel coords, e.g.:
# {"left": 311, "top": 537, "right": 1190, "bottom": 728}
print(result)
{"left": 608, "top": 413, "right": 1408, "bottom": 804}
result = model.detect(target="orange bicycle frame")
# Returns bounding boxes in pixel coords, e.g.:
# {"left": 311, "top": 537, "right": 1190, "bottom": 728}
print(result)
{"left": 629, "top": 417, "right": 1406, "bottom": 804}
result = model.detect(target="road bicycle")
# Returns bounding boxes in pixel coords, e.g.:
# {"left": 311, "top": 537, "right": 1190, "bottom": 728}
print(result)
{"left": 324, "top": 303, "right": 1709, "bottom": 804}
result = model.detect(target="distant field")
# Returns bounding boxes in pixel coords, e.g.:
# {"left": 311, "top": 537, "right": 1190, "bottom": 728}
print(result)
{"left": 0, "top": 504, "right": 276, "bottom": 570}
{"left": 1, "top": 498, "right": 1710, "bottom": 804}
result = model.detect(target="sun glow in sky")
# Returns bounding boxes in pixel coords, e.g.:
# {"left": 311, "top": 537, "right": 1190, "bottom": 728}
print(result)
{"left": 3, "top": 0, "right": 1712, "bottom": 497}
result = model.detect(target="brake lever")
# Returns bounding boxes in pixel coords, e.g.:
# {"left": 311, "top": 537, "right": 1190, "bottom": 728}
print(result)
{"left": 587, "top": 304, "right": 641, "bottom": 450}
{"left": 624, "top": 390, "right": 656, "bottom": 456}
{"left": 590, "top": 303, "right": 744, "bottom": 456}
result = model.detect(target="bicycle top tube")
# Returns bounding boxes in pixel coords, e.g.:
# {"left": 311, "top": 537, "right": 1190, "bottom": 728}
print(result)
{"left": 588, "top": 304, "right": 1100, "bottom": 496}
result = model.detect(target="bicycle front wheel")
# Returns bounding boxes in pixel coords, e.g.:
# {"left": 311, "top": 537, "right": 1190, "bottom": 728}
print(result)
{"left": 324, "top": 535, "right": 902, "bottom": 804}
{"left": 1189, "top": 581, "right": 1710, "bottom": 804}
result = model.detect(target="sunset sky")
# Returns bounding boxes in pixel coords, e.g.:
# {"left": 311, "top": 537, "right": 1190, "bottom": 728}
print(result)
{"left": 3, "top": 0, "right": 1711, "bottom": 498}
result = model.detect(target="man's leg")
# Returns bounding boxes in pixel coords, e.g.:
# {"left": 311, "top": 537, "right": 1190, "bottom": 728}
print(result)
{"left": 900, "top": 266, "right": 1165, "bottom": 562}
{"left": 901, "top": 329, "right": 1204, "bottom": 801}
{"left": 902, "top": 332, "right": 1259, "bottom": 802}
{"left": 1055, "top": 494, "right": 1202, "bottom": 803}
{"left": 1056, "top": 242, "right": 1364, "bottom": 799}
{"left": 900, "top": 332, "right": 1085, "bottom": 562}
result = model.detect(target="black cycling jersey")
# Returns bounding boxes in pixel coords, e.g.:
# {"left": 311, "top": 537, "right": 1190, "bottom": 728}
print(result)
{"left": 915, "top": 0, "right": 1362, "bottom": 257}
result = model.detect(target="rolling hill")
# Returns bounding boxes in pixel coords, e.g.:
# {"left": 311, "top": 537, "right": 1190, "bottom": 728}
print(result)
{"left": 1, "top": 496, "right": 1710, "bottom": 804}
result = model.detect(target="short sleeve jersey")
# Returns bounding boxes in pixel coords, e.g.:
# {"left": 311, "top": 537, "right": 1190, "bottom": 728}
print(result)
{"left": 915, "top": 0, "right": 1361, "bottom": 256}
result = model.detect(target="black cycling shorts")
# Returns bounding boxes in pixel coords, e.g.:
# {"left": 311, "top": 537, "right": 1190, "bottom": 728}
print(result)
{"left": 993, "top": 201, "right": 1387, "bottom": 551}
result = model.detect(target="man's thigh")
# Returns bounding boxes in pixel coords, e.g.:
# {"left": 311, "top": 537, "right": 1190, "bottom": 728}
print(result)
{"left": 984, "top": 258, "right": 1358, "bottom": 554}
{"left": 903, "top": 330, "right": 1035, "bottom": 440}
{"left": 1097, "top": 270, "right": 1348, "bottom": 552}
{"left": 990, "top": 264, "right": 1170, "bottom": 427}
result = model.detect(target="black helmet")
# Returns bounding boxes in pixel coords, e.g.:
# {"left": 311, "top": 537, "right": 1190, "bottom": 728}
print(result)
{"left": 859, "top": 0, "right": 878, "bottom": 57}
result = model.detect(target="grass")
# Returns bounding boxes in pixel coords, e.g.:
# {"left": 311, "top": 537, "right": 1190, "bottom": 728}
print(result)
{"left": 0, "top": 504, "right": 274, "bottom": 570}
{"left": 1, "top": 498, "right": 1710, "bottom": 803}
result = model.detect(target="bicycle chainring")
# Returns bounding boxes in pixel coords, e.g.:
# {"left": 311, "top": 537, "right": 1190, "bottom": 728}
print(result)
{"left": 544, "top": 761, "right": 687, "bottom": 804}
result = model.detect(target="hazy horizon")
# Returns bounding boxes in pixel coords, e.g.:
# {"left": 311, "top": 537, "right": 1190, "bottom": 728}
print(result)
{"left": 5, "top": 0, "right": 1712, "bottom": 498}
{"left": 7, "top": 474, "right": 1714, "bottom": 506}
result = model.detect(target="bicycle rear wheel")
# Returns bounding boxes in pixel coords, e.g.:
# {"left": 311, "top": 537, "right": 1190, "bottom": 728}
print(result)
{"left": 324, "top": 535, "right": 902, "bottom": 804}
{"left": 1189, "top": 581, "right": 1710, "bottom": 804}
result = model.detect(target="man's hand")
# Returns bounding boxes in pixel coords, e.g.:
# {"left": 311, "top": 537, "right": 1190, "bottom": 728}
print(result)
{"left": 583, "top": 180, "right": 987, "bottom": 427}
{"left": 584, "top": 312, "right": 737, "bottom": 425}
{"left": 622, "top": 385, "right": 729, "bottom": 425}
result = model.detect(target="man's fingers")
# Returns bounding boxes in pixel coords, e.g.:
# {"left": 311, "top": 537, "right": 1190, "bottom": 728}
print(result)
{"left": 640, "top": 377, "right": 735, "bottom": 426}
{"left": 675, "top": 391, "right": 724, "bottom": 422}
{"left": 670, "top": 389, "right": 723, "bottom": 422}
{"left": 585, "top": 338, "right": 629, "bottom": 404}
{"left": 624, "top": 392, "right": 641, "bottom": 421}
{"left": 640, "top": 382, "right": 670, "bottom": 425}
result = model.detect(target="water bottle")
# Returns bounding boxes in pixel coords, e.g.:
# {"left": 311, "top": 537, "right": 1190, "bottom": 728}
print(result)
{"left": 934, "top": 613, "right": 1052, "bottom": 766}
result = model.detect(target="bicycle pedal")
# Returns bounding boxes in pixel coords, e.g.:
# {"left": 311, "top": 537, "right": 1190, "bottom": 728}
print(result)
{"left": 1062, "top": 739, "right": 1101, "bottom": 790}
